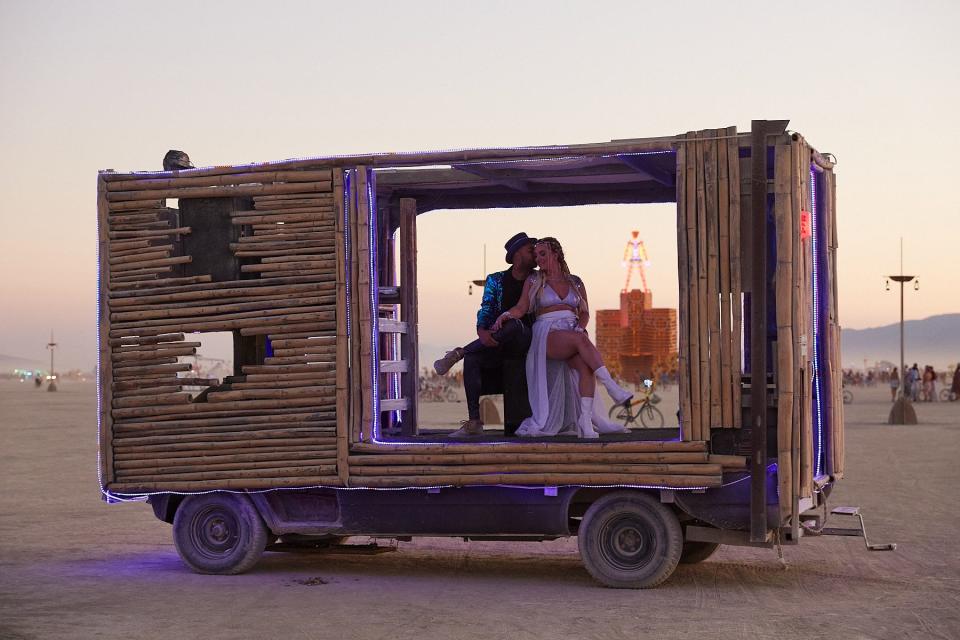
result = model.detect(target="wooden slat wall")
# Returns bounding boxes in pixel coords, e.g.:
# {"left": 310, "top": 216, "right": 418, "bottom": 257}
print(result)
{"left": 100, "top": 167, "right": 341, "bottom": 493}
{"left": 675, "top": 127, "right": 744, "bottom": 441}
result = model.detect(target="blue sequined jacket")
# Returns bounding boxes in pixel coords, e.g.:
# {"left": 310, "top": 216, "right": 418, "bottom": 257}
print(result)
{"left": 476, "top": 270, "right": 507, "bottom": 330}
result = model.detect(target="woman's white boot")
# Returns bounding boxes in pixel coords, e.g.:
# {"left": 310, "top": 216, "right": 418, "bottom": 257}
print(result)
{"left": 578, "top": 397, "right": 599, "bottom": 439}
{"left": 594, "top": 366, "right": 633, "bottom": 406}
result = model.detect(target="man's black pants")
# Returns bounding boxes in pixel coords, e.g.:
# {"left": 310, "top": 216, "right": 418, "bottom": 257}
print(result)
{"left": 463, "top": 319, "right": 532, "bottom": 433}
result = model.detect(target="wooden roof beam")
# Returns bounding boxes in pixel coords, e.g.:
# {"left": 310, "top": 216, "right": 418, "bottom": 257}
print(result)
{"left": 615, "top": 155, "right": 675, "bottom": 187}
{"left": 452, "top": 164, "right": 531, "bottom": 192}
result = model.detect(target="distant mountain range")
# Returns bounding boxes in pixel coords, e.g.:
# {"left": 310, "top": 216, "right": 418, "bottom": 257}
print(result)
{"left": 0, "top": 353, "right": 45, "bottom": 371}
{"left": 841, "top": 313, "right": 960, "bottom": 370}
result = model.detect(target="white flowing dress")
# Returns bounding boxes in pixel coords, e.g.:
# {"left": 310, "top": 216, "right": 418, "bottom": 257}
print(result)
{"left": 515, "top": 309, "right": 628, "bottom": 438}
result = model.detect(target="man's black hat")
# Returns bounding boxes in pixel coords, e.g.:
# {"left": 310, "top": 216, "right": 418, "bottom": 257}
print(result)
{"left": 504, "top": 232, "right": 537, "bottom": 264}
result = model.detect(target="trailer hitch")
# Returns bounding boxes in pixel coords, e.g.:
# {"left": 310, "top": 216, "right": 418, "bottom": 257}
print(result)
{"left": 804, "top": 506, "right": 897, "bottom": 551}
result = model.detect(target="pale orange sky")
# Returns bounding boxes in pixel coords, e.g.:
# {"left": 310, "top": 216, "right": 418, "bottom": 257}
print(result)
{"left": 1, "top": 1, "right": 958, "bottom": 370}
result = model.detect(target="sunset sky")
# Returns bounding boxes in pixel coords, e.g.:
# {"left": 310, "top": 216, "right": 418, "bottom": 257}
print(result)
{"left": 1, "top": 1, "right": 957, "bottom": 370}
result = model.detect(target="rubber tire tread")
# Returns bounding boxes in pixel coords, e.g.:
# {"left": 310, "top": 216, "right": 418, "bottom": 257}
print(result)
{"left": 577, "top": 491, "right": 683, "bottom": 589}
{"left": 173, "top": 492, "right": 267, "bottom": 575}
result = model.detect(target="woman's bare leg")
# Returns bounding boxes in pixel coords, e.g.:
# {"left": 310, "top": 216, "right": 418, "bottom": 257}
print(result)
{"left": 547, "top": 330, "right": 603, "bottom": 370}
{"left": 567, "top": 354, "right": 596, "bottom": 396}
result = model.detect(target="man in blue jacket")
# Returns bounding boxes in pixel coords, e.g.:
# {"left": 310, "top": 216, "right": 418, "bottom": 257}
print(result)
{"left": 434, "top": 232, "right": 537, "bottom": 437}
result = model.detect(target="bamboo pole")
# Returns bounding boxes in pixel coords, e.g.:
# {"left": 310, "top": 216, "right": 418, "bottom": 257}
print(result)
{"left": 355, "top": 167, "right": 374, "bottom": 443}
{"left": 111, "top": 397, "right": 334, "bottom": 420}
{"left": 113, "top": 393, "right": 193, "bottom": 408}
{"left": 774, "top": 142, "right": 795, "bottom": 524}
{"left": 113, "top": 426, "right": 335, "bottom": 444}
{"left": 348, "top": 473, "right": 721, "bottom": 489}
{"left": 109, "top": 275, "right": 334, "bottom": 300}
{"left": 116, "top": 451, "right": 334, "bottom": 475}
{"left": 241, "top": 322, "right": 334, "bottom": 337}
{"left": 107, "top": 199, "right": 165, "bottom": 212}
{"left": 348, "top": 451, "right": 709, "bottom": 465}
{"left": 705, "top": 131, "right": 722, "bottom": 429}
{"left": 675, "top": 137, "right": 692, "bottom": 442}
{"left": 110, "top": 296, "right": 334, "bottom": 322}
{"left": 234, "top": 247, "right": 332, "bottom": 259}
{"left": 108, "top": 312, "right": 335, "bottom": 338}
{"left": 686, "top": 132, "right": 703, "bottom": 441}
{"left": 109, "top": 250, "right": 172, "bottom": 266}
{"left": 232, "top": 212, "right": 335, "bottom": 226}
{"left": 727, "top": 126, "right": 743, "bottom": 428}
{"left": 240, "top": 260, "right": 335, "bottom": 273}
{"left": 106, "top": 181, "right": 333, "bottom": 202}
{"left": 110, "top": 282, "right": 333, "bottom": 307}
{"left": 112, "top": 347, "right": 197, "bottom": 361}
{"left": 228, "top": 377, "right": 336, "bottom": 389}
{"left": 107, "top": 477, "right": 342, "bottom": 492}
{"left": 116, "top": 458, "right": 338, "bottom": 476}
{"left": 113, "top": 386, "right": 184, "bottom": 398}
{"left": 111, "top": 255, "right": 191, "bottom": 272}
{"left": 115, "top": 465, "right": 339, "bottom": 482}
{"left": 113, "top": 411, "right": 328, "bottom": 431}
{"left": 350, "top": 440, "right": 707, "bottom": 455}
{"left": 256, "top": 192, "right": 336, "bottom": 202}
{"left": 110, "top": 243, "right": 172, "bottom": 259}
{"left": 206, "top": 386, "right": 334, "bottom": 403}
{"left": 112, "top": 275, "right": 212, "bottom": 291}
{"left": 109, "top": 333, "right": 185, "bottom": 346}
{"left": 105, "top": 169, "right": 333, "bottom": 192}
{"left": 254, "top": 198, "right": 333, "bottom": 209}
{"left": 350, "top": 463, "right": 724, "bottom": 476}
{"left": 108, "top": 227, "right": 191, "bottom": 240}
{"left": 113, "top": 356, "right": 179, "bottom": 369}
{"left": 717, "top": 129, "right": 733, "bottom": 428}
{"left": 232, "top": 206, "right": 336, "bottom": 217}
{"left": 110, "top": 305, "right": 335, "bottom": 331}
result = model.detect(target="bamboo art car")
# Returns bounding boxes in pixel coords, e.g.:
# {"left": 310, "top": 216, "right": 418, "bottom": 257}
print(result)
{"left": 97, "top": 120, "right": 852, "bottom": 587}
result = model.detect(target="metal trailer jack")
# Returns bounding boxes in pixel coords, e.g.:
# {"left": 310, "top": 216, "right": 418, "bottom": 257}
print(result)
{"left": 808, "top": 506, "right": 897, "bottom": 551}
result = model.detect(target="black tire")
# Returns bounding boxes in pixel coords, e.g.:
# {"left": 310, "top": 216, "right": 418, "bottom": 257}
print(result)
{"left": 172, "top": 492, "right": 268, "bottom": 575}
{"left": 639, "top": 404, "right": 664, "bottom": 428}
{"left": 608, "top": 403, "right": 635, "bottom": 426}
{"left": 577, "top": 491, "right": 683, "bottom": 589}
{"left": 939, "top": 388, "right": 956, "bottom": 402}
{"left": 679, "top": 540, "right": 721, "bottom": 564}
{"left": 842, "top": 389, "right": 853, "bottom": 404}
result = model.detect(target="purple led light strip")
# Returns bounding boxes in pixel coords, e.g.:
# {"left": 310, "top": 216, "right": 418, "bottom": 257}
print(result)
{"left": 810, "top": 167, "right": 825, "bottom": 477}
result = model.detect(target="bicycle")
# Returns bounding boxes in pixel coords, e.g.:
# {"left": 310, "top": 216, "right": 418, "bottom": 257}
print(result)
{"left": 608, "top": 380, "right": 664, "bottom": 428}
{"left": 939, "top": 388, "right": 957, "bottom": 402}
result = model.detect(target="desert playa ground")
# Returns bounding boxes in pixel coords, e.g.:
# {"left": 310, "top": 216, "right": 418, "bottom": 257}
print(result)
{"left": 0, "top": 380, "right": 958, "bottom": 640}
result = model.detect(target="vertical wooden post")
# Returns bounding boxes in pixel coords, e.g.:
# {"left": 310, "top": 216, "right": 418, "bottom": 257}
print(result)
{"left": 695, "top": 132, "right": 709, "bottom": 441}
{"left": 97, "top": 174, "right": 115, "bottom": 487}
{"left": 749, "top": 120, "right": 772, "bottom": 542}
{"left": 348, "top": 169, "right": 363, "bottom": 445}
{"left": 399, "top": 198, "right": 419, "bottom": 436}
{"left": 727, "top": 127, "right": 743, "bottom": 428}
{"left": 675, "top": 140, "right": 693, "bottom": 442}
{"left": 333, "top": 169, "right": 350, "bottom": 484}
{"left": 774, "top": 141, "right": 795, "bottom": 524}
{"left": 705, "top": 132, "right": 722, "bottom": 429}
{"left": 790, "top": 139, "right": 803, "bottom": 519}
{"left": 799, "top": 145, "right": 813, "bottom": 498}
{"left": 717, "top": 129, "right": 733, "bottom": 429}
{"left": 685, "top": 132, "right": 702, "bottom": 441}
{"left": 356, "top": 167, "right": 374, "bottom": 443}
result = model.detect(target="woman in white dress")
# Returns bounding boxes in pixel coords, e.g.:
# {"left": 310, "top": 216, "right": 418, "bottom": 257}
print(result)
{"left": 490, "top": 237, "right": 633, "bottom": 438}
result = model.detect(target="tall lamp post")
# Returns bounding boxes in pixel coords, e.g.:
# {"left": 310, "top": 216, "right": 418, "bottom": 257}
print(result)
{"left": 46, "top": 330, "right": 58, "bottom": 392}
{"left": 886, "top": 240, "right": 918, "bottom": 424}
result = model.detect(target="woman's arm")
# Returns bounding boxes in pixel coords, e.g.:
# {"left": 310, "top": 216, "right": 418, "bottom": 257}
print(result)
{"left": 576, "top": 278, "right": 589, "bottom": 330}
{"left": 491, "top": 277, "right": 533, "bottom": 331}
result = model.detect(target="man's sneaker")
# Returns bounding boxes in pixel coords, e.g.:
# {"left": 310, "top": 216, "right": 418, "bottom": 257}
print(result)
{"left": 449, "top": 419, "right": 484, "bottom": 438}
{"left": 433, "top": 348, "right": 465, "bottom": 375}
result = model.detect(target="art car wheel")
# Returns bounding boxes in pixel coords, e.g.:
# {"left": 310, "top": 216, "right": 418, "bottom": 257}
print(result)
{"left": 172, "top": 493, "right": 268, "bottom": 575}
{"left": 577, "top": 492, "right": 683, "bottom": 589}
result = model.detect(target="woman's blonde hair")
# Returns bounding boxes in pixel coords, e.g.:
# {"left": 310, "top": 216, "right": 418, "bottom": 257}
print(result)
{"left": 529, "top": 237, "right": 588, "bottom": 317}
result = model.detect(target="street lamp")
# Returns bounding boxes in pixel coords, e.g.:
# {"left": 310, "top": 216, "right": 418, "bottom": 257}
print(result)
{"left": 886, "top": 240, "right": 918, "bottom": 424}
